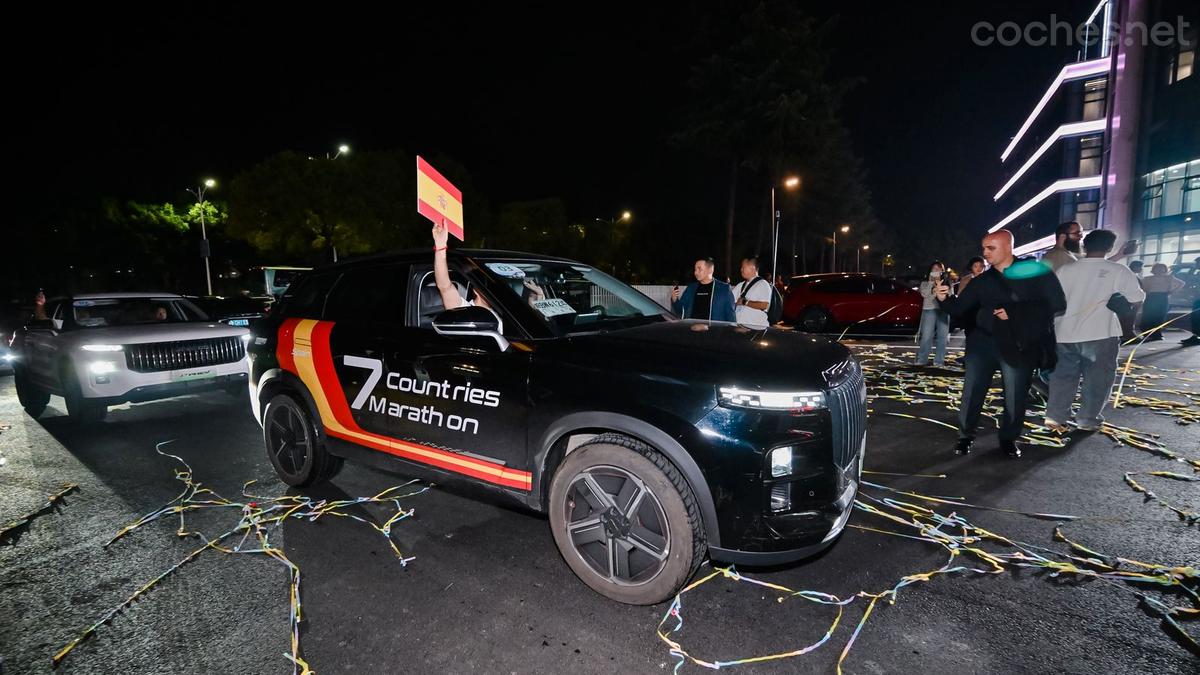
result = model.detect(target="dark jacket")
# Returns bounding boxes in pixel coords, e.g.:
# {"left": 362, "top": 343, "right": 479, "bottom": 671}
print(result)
{"left": 671, "top": 280, "right": 736, "bottom": 322}
{"left": 938, "top": 259, "right": 1066, "bottom": 366}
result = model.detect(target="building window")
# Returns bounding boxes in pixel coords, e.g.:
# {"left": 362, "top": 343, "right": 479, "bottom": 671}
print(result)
{"left": 1075, "top": 200, "right": 1098, "bottom": 229}
{"left": 1081, "top": 78, "right": 1106, "bottom": 120}
{"left": 1140, "top": 160, "right": 1200, "bottom": 220}
{"left": 1078, "top": 135, "right": 1102, "bottom": 176}
{"left": 1167, "top": 37, "right": 1196, "bottom": 84}
{"left": 1142, "top": 185, "right": 1163, "bottom": 219}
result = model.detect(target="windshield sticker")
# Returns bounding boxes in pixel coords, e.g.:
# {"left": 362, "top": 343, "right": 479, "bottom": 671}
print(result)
{"left": 73, "top": 300, "right": 95, "bottom": 307}
{"left": 531, "top": 298, "right": 576, "bottom": 318}
{"left": 485, "top": 263, "right": 526, "bottom": 279}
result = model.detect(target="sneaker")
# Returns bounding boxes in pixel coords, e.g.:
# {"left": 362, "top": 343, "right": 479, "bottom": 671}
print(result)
{"left": 1044, "top": 419, "right": 1070, "bottom": 434}
{"left": 1182, "top": 336, "right": 1200, "bottom": 347}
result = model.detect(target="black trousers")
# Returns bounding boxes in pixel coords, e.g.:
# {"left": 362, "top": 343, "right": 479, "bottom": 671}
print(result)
{"left": 959, "top": 335, "right": 1034, "bottom": 442}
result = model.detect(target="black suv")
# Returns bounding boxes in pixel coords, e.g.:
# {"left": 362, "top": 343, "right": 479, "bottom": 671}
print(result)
{"left": 248, "top": 249, "right": 866, "bottom": 604}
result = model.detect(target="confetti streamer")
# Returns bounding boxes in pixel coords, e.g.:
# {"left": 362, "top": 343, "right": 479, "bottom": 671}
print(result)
{"left": 0, "top": 483, "right": 79, "bottom": 544}
{"left": 52, "top": 441, "right": 429, "bottom": 672}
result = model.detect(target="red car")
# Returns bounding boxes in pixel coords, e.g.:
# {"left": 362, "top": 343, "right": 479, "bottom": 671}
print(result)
{"left": 782, "top": 273, "right": 922, "bottom": 335}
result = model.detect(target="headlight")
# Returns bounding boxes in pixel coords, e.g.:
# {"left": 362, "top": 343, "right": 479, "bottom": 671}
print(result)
{"left": 89, "top": 361, "right": 118, "bottom": 375}
{"left": 718, "top": 386, "right": 826, "bottom": 411}
{"left": 82, "top": 344, "right": 123, "bottom": 352}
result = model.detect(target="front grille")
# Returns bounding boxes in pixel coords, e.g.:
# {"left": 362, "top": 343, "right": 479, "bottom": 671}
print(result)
{"left": 125, "top": 337, "right": 245, "bottom": 373}
{"left": 827, "top": 360, "right": 866, "bottom": 469}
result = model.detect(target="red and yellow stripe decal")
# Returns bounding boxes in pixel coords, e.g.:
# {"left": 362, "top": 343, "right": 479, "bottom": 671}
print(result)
{"left": 277, "top": 318, "right": 533, "bottom": 491}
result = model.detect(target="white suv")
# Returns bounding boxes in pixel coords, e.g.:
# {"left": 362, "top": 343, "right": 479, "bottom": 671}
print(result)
{"left": 10, "top": 293, "right": 251, "bottom": 423}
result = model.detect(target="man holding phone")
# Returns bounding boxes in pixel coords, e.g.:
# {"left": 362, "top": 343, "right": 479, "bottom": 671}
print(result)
{"left": 671, "top": 257, "right": 736, "bottom": 322}
{"left": 936, "top": 230, "right": 1066, "bottom": 458}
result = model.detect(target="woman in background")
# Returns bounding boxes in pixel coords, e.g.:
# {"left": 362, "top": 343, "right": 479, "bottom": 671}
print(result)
{"left": 1138, "top": 263, "right": 1184, "bottom": 340}
{"left": 916, "top": 261, "right": 951, "bottom": 366}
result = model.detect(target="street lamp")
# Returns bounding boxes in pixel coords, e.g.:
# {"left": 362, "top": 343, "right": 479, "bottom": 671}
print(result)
{"left": 771, "top": 176, "right": 801, "bottom": 283}
{"left": 832, "top": 225, "right": 850, "bottom": 272}
{"left": 858, "top": 244, "right": 870, "bottom": 273}
{"left": 595, "top": 211, "right": 633, "bottom": 274}
{"left": 186, "top": 178, "right": 217, "bottom": 296}
{"left": 332, "top": 144, "right": 350, "bottom": 159}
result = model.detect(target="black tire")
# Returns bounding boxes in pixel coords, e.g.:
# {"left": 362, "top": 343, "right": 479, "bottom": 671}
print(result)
{"left": 800, "top": 306, "right": 834, "bottom": 334}
{"left": 262, "top": 393, "right": 342, "bottom": 487}
{"left": 62, "top": 364, "right": 107, "bottom": 424}
{"left": 548, "top": 433, "right": 705, "bottom": 605}
{"left": 14, "top": 365, "right": 50, "bottom": 418}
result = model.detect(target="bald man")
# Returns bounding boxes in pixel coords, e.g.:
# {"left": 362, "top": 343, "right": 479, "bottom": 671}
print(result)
{"left": 935, "top": 230, "right": 1066, "bottom": 458}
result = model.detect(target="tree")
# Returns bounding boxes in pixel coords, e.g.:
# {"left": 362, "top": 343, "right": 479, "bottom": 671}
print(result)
{"left": 227, "top": 149, "right": 491, "bottom": 262}
{"left": 672, "top": 1, "right": 878, "bottom": 276}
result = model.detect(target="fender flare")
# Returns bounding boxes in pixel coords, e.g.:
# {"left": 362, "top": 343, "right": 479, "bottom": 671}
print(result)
{"left": 255, "top": 368, "right": 326, "bottom": 442}
{"left": 533, "top": 411, "right": 721, "bottom": 548}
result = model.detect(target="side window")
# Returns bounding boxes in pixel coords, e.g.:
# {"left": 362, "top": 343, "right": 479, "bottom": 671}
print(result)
{"left": 818, "top": 278, "right": 871, "bottom": 294}
{"left": 410, "top": 267, "right": 471, "bottom": 329}
{"left": 50, "top": 302, "right": 65, "bottom": 329}
{"left": 871, "top": 279, "right": 902, "bottom": 294}
{"left": 278, "top": 272, "right": 339, "bottom": 319}
{"left": 324, "top": 265, "right": 407, "bottom": 323}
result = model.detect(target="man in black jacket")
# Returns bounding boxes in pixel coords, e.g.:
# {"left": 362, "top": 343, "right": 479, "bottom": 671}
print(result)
{"left": 936, "top": 230, "right": 1066, "bottom": 458}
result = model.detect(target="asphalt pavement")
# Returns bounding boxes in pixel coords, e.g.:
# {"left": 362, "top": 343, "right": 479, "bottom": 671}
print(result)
{"left": 1, "top": 334, "right": 1197, "bottom": 674}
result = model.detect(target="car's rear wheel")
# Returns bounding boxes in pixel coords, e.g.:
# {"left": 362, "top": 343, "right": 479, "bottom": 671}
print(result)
{"left": 800, "top": 306, "right": 834, "bottom": 334}
{"left": 262, "top": 393, "right": 342, "bottom": 487}
{"left": 548, "top": 433, "right": 705, "bottom": 605}
{"left": 62, "top": 364, "right": 107, "bottom": 424}
{"left": 14, "top": 365, "right": 50, "bottom": 418}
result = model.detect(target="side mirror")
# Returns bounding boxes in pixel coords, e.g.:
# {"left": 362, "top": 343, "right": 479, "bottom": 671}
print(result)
{"left": 432, "top": 306, "right": 509, "bottom": 351}
{"left": 27, "top": 319, "right": 53, "bottom": 330}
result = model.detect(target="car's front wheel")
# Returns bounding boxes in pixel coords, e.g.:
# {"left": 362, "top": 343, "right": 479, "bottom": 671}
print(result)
{"left": 62, "top": 364, "right": 107, "bottom": 424}
{"left": 800, "top": 306, "right": 834, "bottom": 333}
{"left": 262, "top": 393, "right": 342, "bottom": 487}
{"left": 14, "top": 364, "right": 50, "bottom": 417}
{"left": 548, "top": 433, "right": 705, "bottom": 605}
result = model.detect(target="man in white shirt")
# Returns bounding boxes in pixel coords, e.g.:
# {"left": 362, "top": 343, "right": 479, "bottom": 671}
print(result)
{"left": 1045, "top": 229, "right": 1145, "bottom": 432}
{"left": 731, "top": 256, "right": 773, "bottom": 329}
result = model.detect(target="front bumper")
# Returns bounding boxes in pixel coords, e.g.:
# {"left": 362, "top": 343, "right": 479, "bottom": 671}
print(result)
{"left": 709, "top": 453, "right": 861, "bottom": 565}
{"left": 695, "top": 364, "right": 867, "bottom": 564}
{"left": 74, "top": 354, "right": 250, "bottom": 405}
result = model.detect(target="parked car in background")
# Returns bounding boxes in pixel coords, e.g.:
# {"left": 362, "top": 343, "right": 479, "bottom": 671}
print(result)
{"left": 186, "top": 295, "right": 273, "bottom": 327}
{"left": 10, "top": 293, "right": 250, "bottom": 423}
{"left": 782, "top": 273, "right": 922, "bottom": 335}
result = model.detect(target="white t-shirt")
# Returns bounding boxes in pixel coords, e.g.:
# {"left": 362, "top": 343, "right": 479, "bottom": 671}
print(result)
{"left": 1054, "top": 258, "right": 1145, "bottom": 343}
{"left": 732, "top": 278, "right": 773, "bottom": 328}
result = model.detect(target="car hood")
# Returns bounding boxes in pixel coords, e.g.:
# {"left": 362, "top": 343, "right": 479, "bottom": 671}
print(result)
{"left": 539, "top": 320, "right": 852, "bottom": 391}
{"left": 56, "top": 322, "right": 248, "bottom": 346}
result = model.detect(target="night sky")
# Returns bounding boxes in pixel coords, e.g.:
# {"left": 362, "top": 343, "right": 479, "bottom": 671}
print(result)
{"left": 12, "top": 1, "right": 1097, "bottom": 257}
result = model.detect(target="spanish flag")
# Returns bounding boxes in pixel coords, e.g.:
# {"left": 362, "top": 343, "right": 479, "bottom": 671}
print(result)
{"left": 416, "top": 156, "right": 464, "bottom": 240}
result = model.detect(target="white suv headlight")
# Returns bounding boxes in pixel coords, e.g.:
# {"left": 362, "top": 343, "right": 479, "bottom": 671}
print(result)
{"left": 81, "top": 344, "right": 124, "bottom": 352}
{"left": 718, "top": 387, "right": 826, "bottom": 412}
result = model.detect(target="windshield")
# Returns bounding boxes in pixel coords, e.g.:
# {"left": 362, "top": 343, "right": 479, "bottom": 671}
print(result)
{"left": 481, "top": 260, "right": 670, "bottom": 334}
{"left": 71, "top": 298, "right": 208, "bottom": 328}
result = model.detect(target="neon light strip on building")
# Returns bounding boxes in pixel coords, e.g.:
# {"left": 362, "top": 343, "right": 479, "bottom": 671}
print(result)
{"left": 994, "top": 119, "right": 1107, "bottom": 201}
{"left": 1000, "top": 58, "right": 1110, "bottom": 162}
{"left": 988, "top": 175, "right": 1103, "bottom": 233}
{"left": 1013, "top": 234, "right": 1057, "bottom": 257}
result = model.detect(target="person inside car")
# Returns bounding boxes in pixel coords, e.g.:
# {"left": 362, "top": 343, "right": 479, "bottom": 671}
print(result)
{"left": 153, "top": 306, "right": 169, "bottom": 321}
{"left": 432, "top": 220, "right": 496, "bottom": 314}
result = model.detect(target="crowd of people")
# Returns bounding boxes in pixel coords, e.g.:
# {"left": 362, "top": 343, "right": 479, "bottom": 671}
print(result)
{"left": 924, "top": 222, "right": 1199, "bottom": 459}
